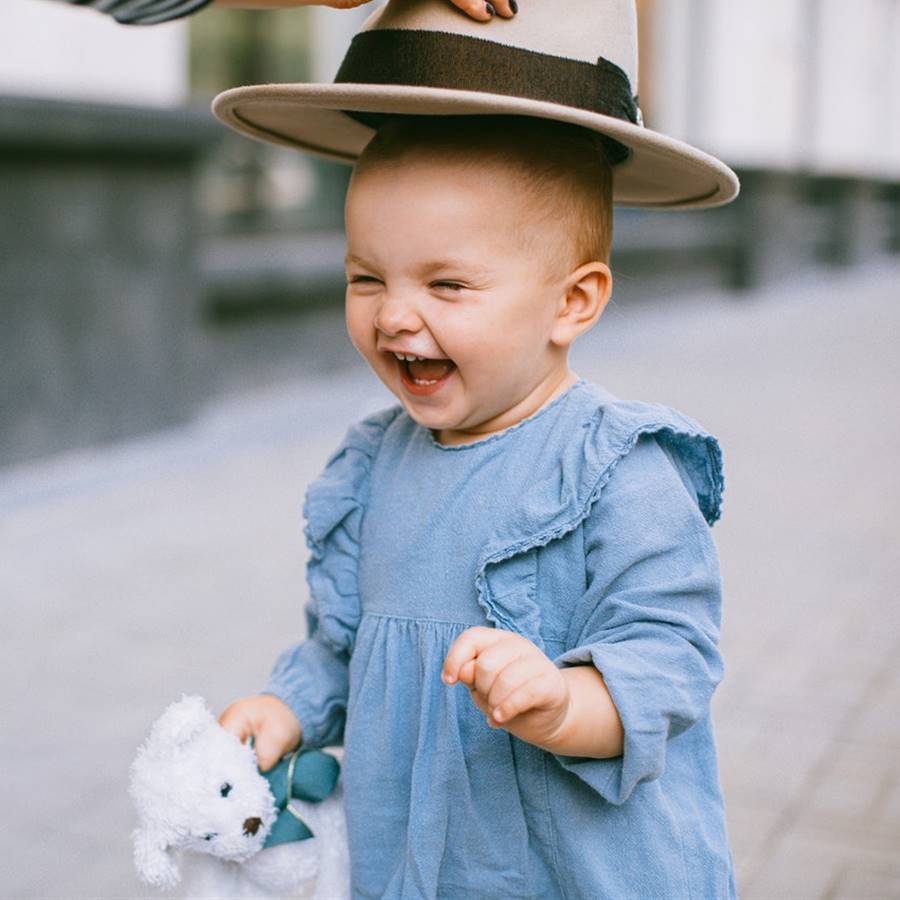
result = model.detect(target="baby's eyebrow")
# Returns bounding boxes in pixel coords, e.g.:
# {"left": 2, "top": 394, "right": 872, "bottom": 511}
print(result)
{"left": 344, "top": 252, "right": 372, "bottom": 268}
{"left": 416, "top": 259, "right": 493, "bottom": 277}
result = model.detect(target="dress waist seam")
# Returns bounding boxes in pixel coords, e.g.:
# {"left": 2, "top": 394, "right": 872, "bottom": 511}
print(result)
{"left": 361, "top": 610, "right": 484, "bottom": 629}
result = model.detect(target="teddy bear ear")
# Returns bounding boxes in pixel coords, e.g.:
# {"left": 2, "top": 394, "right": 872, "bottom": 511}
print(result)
{"left": 149, "top": 694, "right": 214, "bottom": 749}
{"left": 133, "top": 825, "right": 180, "bottom": 889}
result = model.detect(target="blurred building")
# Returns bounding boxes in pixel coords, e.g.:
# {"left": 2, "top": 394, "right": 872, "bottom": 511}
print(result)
{"left": 0, "top": 3, "right": 365, "bottom": 465}
{"left": 1, "top": 0, "right": 898, "bottom": 467}
{"left": 629, "top": 0, "right": 900, "bottom": 283}
{"left": 642, "top": 0, "right": 900, "bottom": 178}
{"left": 0, "top": 1, "right": 216, "bottom": 464}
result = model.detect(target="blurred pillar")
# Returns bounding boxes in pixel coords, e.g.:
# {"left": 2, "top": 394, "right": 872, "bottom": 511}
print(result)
{"left": 889, "top": 188, "right": 900, "bottom": 254}
{"left": 305, "top": 6, "right": 372, "bottom": 228}
{"left": 810, "top": 178, "right": 885, "bottom": 267}
{"left": 640, "top": 0, "right": 900, "bottom": 288}
{"left": 230, "top": 11, "right": 269, "bottom": 230}
{"left": 806, "top": 0, "right": 894, "bottom": 178}
{"left": 0, "top": 96, "right": 221, "bottom": 466}
{"left": 727, "top": 170, "right": 810, "bottom": 289}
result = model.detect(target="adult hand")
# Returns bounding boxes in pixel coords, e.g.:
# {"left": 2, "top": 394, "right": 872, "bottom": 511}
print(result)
{"left": 212, "top": 0, "right": 518, "bottom": 22}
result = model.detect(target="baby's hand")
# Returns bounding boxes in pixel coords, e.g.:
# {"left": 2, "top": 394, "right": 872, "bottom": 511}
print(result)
{"left": 218, "top": 694, "right": 302, "bottom": 772}
{"left": 442, "top": 627, "right": 570, "bottom": 750}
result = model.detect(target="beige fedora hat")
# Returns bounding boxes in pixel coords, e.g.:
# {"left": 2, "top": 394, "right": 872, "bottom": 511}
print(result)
{"left": 213, "top": 0, "right": 739, "bottom": 209}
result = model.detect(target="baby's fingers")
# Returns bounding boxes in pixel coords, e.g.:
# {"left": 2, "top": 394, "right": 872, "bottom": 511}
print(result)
{"left": 254, "top": 724, "right": 292, "bottom": 772}
{"left": 485, "top": 655, "right": 545, "bottom": 713}
{"left": 443, "top": 626, "right": 509, "bottom": 685}
{"left": 218, "top": 702, "right": 254, "bottom": 743}
{"left": 490, "top": 673, "right": 555, "bottom": 724}
{"left": 218, "top": 695, "right": 302, "bottom": 772}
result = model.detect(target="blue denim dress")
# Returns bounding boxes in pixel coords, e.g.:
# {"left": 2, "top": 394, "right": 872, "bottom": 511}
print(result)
{"left": 268, "top": 379, "right": 737, "bottom": 899}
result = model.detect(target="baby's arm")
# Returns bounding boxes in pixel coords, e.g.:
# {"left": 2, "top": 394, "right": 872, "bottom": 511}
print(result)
{"left": 219, "top": 694, "right": 302, "bottom": 772}
{"left": 442, "top": 628, "right": 624, "bottom": 758}
{"left": 446, "top": 431, "right": 724, "bottom": 804}
{"left": 218, "top": 622, "right": 353, "bottom": 769}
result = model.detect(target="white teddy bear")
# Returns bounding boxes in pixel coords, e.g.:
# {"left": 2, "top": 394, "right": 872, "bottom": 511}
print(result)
{"left": 129, "top": 695, "right": 349, "bottom": 899}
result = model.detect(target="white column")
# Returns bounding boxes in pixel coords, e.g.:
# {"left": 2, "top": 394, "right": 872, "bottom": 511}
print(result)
{"left": 808, "top": 0, "right": 892, "bottom": 177}
{"left": 641, "top": 0, "right": 693, "bottom": 144}
{"left": 0, "top": 0, "right": 188, "bottom": 107}
{"left": 308, "top": 4, "right": 373, "bottom": 82}
{"left": 699, "top": 0, "right": 806, "bottom": 170}
{"left": 887, "top": 3, "right": 900, "bottom": 179}
{"left": 645, "top": 0, "right": 900, "bottom": 178}
{"left": 650, "top": 0, "right": 807, "bottom": 170}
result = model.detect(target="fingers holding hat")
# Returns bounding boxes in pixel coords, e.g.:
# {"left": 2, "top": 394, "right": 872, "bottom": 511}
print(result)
{"left": 489, "top": 0, "right": 518, "bottom": 17}
{"left": 450, "top": 0, "right": 518, "bottom": 21}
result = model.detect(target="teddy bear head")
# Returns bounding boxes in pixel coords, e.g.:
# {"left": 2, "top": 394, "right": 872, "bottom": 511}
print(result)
{"left": 129, "top": 695, "right": 279, "bottom": 889}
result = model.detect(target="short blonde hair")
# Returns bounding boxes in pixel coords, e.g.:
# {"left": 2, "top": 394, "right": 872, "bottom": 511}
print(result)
{"left": 352, "top": 114, "right": 614, "bottom": 270}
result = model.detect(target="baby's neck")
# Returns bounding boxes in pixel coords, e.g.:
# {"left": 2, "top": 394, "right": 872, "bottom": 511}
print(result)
{"left": 434, "top": 369, "right": 580, "bottom": 447}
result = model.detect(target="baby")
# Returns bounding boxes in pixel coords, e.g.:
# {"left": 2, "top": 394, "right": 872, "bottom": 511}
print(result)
{"left": 221, "top": 114, "right": 735, "bottom": 899}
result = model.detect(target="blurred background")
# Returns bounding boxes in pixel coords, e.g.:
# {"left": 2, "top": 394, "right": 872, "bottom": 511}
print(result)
{"left": 1, "top": 0, "right": 898, "bottom": 897}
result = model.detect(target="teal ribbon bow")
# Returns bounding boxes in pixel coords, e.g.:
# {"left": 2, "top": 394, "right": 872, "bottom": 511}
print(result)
{"left": 260, "top": 749, "right": 340, "bottom": 848}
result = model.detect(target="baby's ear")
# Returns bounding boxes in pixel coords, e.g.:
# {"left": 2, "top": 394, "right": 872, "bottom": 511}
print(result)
{"left": 133, "top": 825, "right": 180, "bottom": 889}
{"left": 552, "top": 261, "right": 612, "bottom": 347}
{"left": 150, "top": 695, "right": 214, "bottom": 749}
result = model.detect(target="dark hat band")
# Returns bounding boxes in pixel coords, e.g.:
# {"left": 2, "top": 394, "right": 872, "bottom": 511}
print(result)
{"left": 334, "top": 29, "right": 639, "bottom": 163}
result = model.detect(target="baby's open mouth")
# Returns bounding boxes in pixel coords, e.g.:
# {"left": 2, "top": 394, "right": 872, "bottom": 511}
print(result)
{"left": 392, "top": 353, "right": 456, "bottom": 386}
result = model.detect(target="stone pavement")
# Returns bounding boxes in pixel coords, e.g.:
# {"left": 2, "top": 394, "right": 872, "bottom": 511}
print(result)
{"left": 1, "top": 260, "right": 899, "bottom": 899}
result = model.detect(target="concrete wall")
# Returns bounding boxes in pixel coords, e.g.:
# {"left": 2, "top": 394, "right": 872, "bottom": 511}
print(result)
{"left": 0, "top": 3, "right": 206, "bottom": 466}
{"left": 0, "top": 97, "right": 221, "bottom": 467}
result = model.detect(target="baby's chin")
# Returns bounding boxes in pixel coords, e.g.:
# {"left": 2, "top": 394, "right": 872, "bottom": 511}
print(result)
{"left": 413, "top": 408, "right": 514, "bottom": 447}
{"left": 397, "top": 404, "right": 470, "bottom": 441}
{"left": 403, "top": 406, "right": 457, "bottom": 434}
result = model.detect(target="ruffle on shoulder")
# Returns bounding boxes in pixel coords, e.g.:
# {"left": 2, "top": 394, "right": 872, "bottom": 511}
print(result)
{"left": 579, "top": 397, "right": 725, "bottom": 528}
{"left": 303, "top": 406, "right": 403, "bottom": 654}
{"left": 475, "top": 385, "right": 725, "bottom": 648}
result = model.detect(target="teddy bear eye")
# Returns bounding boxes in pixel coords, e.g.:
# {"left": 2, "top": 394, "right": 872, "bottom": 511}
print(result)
{"left": 203, "top": 832, "right": 217, "bottom": 841}
{"left": 220, "top": 782, "right": 232, "bottom": 798}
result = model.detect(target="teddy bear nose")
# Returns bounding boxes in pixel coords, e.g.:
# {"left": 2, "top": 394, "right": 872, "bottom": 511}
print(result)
{"left": 243, "top": 816, "right": 262, "bottom": 836}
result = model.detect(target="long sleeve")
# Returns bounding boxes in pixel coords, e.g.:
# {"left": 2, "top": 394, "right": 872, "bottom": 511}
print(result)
{"left": 266, "top": 600, "right": 354, "bottom": 750}
{"left": 552, "top": 431, "right": 725, "bottom": 805}
{"left": 265, "top": 407, "right": 401, "bottom": 749}
{"left": 52, "top": 0, "right": 212, "bottom": 25}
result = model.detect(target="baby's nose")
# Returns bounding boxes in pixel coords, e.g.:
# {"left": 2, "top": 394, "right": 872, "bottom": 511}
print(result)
{"left": 243, "top": 816, "right": 262, "bottom": 836}
{"left": 374, "top": 294, "right": 423, "bottom": 336}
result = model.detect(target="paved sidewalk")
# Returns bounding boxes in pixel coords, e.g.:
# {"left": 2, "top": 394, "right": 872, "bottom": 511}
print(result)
{"left": 2, "top": 261, "right": 899, "bottom": 899}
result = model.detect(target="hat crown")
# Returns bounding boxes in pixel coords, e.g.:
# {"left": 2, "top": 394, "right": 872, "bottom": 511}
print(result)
{"left": 363, "top": 0, "right": 639, "bottom": 91}
{"left": 211, "top": 0, "right": 739, "bottom": 209}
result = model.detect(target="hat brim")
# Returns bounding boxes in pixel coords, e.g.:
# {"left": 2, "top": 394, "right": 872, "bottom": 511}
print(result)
{"left": 213, "top": 83, "right": 739, "bottom": 210}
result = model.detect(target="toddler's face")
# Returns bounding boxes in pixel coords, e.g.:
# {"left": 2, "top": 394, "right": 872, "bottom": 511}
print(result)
{"left": 344, "top": 157, "right": 575, "bottom": 445}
